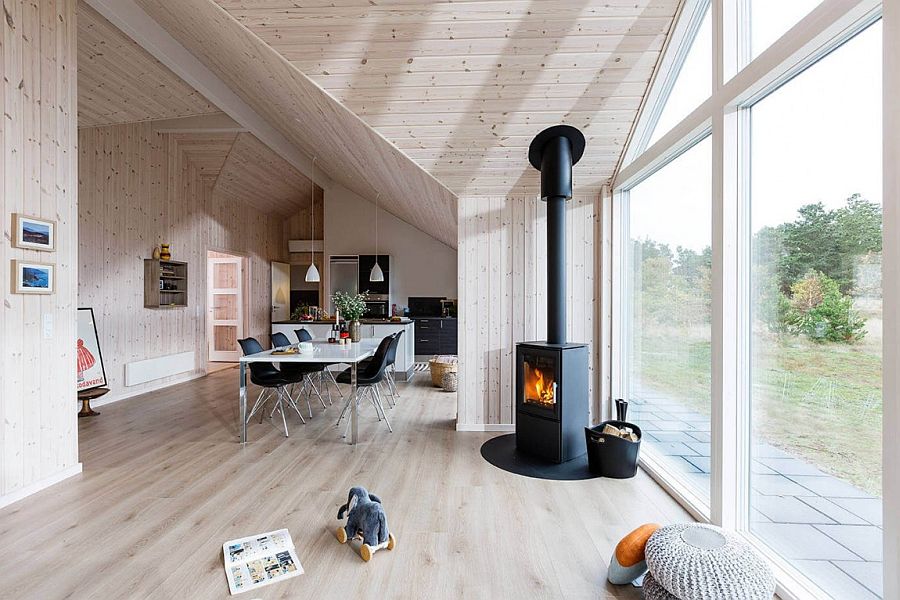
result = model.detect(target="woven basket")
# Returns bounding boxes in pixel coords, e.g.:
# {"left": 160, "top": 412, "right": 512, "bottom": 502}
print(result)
{"left": 441, "top": 371, "right": 458, "bottom": 392}
{"left": 429, "top": 356, "right": 458, "bottom": 387}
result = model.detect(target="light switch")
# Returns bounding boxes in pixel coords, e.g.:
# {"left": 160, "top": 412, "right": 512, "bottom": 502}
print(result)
{"left": 42, "top": 313, "right": 53, "bottom": 339}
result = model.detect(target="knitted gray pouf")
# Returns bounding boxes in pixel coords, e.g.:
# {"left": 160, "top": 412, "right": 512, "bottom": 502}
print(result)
{"left": 645, "top": 523, "right": 775, "bottom": 600}
{"left": 642, "top": 572, "right": 679, "bottom": 600}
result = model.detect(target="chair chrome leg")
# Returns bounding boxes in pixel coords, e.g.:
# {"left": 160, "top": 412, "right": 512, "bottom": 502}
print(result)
{"left": 380, "top": 381, "right": 395, "bottom": 408}
{"left": 366, "top": 386, "right": 382, "bottom": 421}
{"left": 389, "top": 368, "right": 400, "bottom": 400}
{"left": 342, "top": 391, "right": 359, "bottom": 438}
{"left": 336, "top": 392, "right": 353, "bottom": 426}
{"left": 307, "top": 376, "right": 325, "bottom": 413}
{"left": 282, "top": 387, "right": 307, "bottom": 424}
{"left": 277, "top": 389, "right": 290, "bottom": 437}
{"left": 327, "top": 368, "right": 343, "bottom": 400}
{"left": 373, "top": 386, "right": 393, "bottom": 433}
{"left": 246, "top": 388, "right": 268, "bottom": 423}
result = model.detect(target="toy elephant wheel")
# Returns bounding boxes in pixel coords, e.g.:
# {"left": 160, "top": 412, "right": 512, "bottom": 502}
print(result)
{"left": 387, "top": 533, "right": 396, "bottom": 550}
{"left": 336, "top": 527, "right": 348, "bottom": 544}
{"left": 360, "top": 544, "right": 373, "bottom": 562}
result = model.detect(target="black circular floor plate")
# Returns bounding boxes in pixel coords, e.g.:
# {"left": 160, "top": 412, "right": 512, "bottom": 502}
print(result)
{"left": 480, "top": 434, "right": 600, "bottom": 481}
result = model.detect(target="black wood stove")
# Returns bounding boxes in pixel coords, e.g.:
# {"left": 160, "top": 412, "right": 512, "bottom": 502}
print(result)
{"left": 515, "top": 125, "right": 589, "bottom": 464}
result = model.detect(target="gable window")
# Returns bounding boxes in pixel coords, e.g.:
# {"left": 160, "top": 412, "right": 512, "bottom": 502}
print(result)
{"left": 612, "top": 3, "right": 886, "bottom": 598}
{"left": 626, "top": 136, "right": 713, "bottom": 509}
{"left": 748, "top": 20, "right": 882, "bottom": 597}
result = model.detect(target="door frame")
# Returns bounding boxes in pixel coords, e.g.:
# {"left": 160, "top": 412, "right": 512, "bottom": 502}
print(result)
{"left": 206, "top": 249, "right": 250, "bottom": 366}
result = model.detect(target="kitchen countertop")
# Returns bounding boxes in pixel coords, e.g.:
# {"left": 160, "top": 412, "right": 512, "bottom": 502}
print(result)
{"left": 272, "top": 319, "right": 413, "bottom": 325}
{"left": 409, "top": 316, "right": 457, "bottom": 320}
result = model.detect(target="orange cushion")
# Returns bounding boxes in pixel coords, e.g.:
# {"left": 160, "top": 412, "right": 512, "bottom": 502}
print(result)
{"left": 615, "top": 523, "right": 660, "bottom": 568}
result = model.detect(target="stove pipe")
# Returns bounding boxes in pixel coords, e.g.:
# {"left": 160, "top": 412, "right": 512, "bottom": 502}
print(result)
{"left": 528, "top": 125, "right": 586, "bottom": 345}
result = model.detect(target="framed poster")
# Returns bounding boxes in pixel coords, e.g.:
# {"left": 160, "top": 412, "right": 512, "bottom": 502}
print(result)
{"left": 77, "top": 308, "right": 107, "bottom": 391}
{"left": 12, "top": 260, "right": 54, "bottom": 294}
{"left": 12, "top": 213, "right": 55, "bottom": 251}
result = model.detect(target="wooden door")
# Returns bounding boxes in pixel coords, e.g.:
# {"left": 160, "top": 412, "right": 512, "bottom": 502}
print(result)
{"left": 208, "top": 257, "right": 244, "bottom": 362}
{"left": 271, "top": 261, "right": 290, "bottom": 322}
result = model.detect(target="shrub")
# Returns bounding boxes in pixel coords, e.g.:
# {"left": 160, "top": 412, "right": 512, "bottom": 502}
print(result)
{"left": 785, "top": 272, "right": 866, "bottom": 343}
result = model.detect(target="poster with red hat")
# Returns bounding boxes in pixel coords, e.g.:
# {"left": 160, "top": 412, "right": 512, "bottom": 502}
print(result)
{"left": 76, "top": 308, "right": 107, "bottom": 391}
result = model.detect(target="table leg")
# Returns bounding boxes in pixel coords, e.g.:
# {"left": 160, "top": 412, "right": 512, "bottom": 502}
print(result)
{"left": 350, "top": 362, "right": 358, "bottom": 445}
{"left": 240, "top": 362, "right": 247, "bottom": 445}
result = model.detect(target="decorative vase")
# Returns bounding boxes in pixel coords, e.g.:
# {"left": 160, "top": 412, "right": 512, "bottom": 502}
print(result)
{"left": 152, "top": 245, "right": 161, "bottom": 260}
{"left": 160, "top": 243, "right": 171, "bottom": 261}
{"left": 349, "top": 320, "right": 361, "bottom": 343}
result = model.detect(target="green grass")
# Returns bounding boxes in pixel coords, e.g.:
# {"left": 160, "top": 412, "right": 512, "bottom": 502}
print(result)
{"left": 636, "top": 329, "right": 882, "bottom": 496}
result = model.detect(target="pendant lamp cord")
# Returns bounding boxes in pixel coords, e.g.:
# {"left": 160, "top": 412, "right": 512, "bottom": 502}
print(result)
{"left": 310, "top": 157, "right": 317, "bottom": 267}
{"left": 375, "top": 192, "right": 380, "bottom": 268}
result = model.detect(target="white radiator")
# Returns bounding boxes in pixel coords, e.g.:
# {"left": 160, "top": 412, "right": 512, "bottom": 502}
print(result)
{"left": 125, "top": 351, "right": 196, "bottom": 387}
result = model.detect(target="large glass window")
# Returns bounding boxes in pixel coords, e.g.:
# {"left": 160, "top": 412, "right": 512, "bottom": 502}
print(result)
{"left": 647, "top": 7, "right": 711, "bottom": 147}
{"left": 627, "top": 136, "right": 712, "bottom": 507}
{"left": 751, "top": 0, "right": 823, "bottom": 59}
{"left": 749, "top": 21, "right": 882, "bottom": 599}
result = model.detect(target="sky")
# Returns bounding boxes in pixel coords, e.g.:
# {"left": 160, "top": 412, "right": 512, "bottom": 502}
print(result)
{"left": 628, "top": 2, "right": 882, "bottom": 252}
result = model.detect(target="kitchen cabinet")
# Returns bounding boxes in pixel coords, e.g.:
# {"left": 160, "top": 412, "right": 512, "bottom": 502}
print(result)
{"left": 414, "top": 318, "right": 457, "bottom": 356}
{"left": 358, "top": 254, "right": 390, "bottom": 296}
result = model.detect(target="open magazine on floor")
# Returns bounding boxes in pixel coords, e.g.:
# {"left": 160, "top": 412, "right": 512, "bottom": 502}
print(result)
{"left": 223, "top": 529, "right": 303, "bottom": 595}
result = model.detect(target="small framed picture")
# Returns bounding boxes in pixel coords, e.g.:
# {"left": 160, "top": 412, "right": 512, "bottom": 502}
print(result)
{"left": 12, "top": 260, "right": 55, "bottom": 294}
{"left": 12, "top": 213, "right": 55, "bottom": 251}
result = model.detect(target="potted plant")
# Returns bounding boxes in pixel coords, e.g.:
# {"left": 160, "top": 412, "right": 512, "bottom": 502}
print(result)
{"left": 332, "top": 290, "right": 367, "bottom": 342}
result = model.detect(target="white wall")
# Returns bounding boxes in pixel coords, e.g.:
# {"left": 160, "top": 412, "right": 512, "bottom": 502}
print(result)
{"left": 323, "top": 183, "right": 457, "bottom": 310}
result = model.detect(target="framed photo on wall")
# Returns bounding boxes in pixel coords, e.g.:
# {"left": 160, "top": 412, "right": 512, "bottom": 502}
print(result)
{"left": 77, "top": 308, "right": 107, "bottom": 391}
{"left": 11, "top": 260, "right": 55, "bottom": 294}
{"left": 12, "top": 213, "right": 55, "bottom": 251}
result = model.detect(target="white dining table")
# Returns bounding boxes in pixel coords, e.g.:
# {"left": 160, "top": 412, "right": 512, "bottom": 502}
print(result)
{"left": 238, "top": 338, "right": 378, "bottom": 445}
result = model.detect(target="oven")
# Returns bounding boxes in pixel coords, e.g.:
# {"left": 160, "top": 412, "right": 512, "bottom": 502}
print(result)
{"left": 364, "top": 295, "right": 389, "bottom": 319}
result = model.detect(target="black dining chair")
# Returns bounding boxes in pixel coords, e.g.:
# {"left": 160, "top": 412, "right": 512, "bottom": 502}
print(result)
{"left": 271, "top": 331, "right": 321, "bottom": 417}
{"left": 238, "top": 337, "right": 305, "bottom": 437}
{"left": 358, "top": 331, "right": 402, "bottom": 407}
{"left": 383, "top": 330, "right": 404, "bottom": 405}
{"left": 295, "top": 328, "right": 343, "bottom": 403}
{"left": 335, "top": 334, "right": 394, "bottom": 434}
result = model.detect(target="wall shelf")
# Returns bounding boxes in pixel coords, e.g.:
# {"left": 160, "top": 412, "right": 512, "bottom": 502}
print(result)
{"left": 144, "top": 259, "right": 188, "bottom": 308}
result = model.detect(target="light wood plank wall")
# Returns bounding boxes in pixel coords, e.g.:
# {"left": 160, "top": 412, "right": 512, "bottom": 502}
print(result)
{"left": 457, "top": 195, "right": 600, "bottom": 428}
{"left": 0, "top": 0, "right": 79, "bottom": 500}
{"left": 78, "top": 122, "right": 286, "bottom": 403}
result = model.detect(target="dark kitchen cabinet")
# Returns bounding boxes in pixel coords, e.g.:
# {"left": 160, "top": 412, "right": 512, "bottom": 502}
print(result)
{"left": 415, "top": 318, "right": 457, "bottom": 355}
{"left": 358, "top": 255, "right": 390, "bottom": 296}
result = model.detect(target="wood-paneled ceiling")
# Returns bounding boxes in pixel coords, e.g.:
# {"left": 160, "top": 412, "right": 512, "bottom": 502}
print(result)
{"left": 78, "top": 2, "right": 220, "bottom": 128}
{"left": 213, "top": 0, "right": 680, "bottom": 197}
{"left": 134, "top": 0, "right": 459, "bottom": 248}
{"left": 169, "top": 132, "right": 318, "bottom": 218}
{"left": 212, "top": 133, "right": 315, "bottom": 217}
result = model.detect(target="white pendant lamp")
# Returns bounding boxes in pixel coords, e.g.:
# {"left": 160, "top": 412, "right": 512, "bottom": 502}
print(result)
{"left": 305, "top": 157, "right": 320, "bottom": 283}
{"left": 370, "top": 192, "right": 384, "bottom": 282}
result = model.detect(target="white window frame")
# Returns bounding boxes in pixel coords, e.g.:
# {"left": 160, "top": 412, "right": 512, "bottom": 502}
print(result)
{"left": 611, "top": 1, "right": 888, "bottom": 599}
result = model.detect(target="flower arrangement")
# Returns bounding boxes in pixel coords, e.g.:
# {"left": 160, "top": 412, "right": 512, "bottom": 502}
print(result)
{"left": 332, "top": 290, "right": 367, "bottom": 322}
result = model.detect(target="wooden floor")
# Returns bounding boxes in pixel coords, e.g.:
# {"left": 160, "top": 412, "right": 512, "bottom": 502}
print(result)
{"left": 1, "top": 368, "right": 690, "bottom": 599}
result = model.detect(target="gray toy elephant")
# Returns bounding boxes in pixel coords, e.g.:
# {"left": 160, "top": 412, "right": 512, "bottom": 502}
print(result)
{"left": 335, "top": 486, "right": 396, "bottom": 561}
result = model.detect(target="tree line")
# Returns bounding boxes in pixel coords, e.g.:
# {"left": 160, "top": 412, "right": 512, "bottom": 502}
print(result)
{"left": 634, "top": 194, "right": 881, "bottom": 343}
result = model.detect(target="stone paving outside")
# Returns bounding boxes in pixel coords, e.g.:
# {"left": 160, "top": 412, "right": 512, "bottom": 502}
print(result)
{"left": 631, "top": 395, "right": 883, "bottom": 599}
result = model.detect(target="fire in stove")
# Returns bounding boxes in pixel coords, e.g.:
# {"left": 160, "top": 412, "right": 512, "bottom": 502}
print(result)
{"left": 524, "top": 361, "right": 557, "bottom": 407}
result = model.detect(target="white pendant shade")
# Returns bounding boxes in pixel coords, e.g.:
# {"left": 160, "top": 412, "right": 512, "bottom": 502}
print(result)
{"left": 305, "top": 262, "right": 320, "bottom": 282}
{"left": 369, "top": 261, "right": 384, "bottom": 282}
